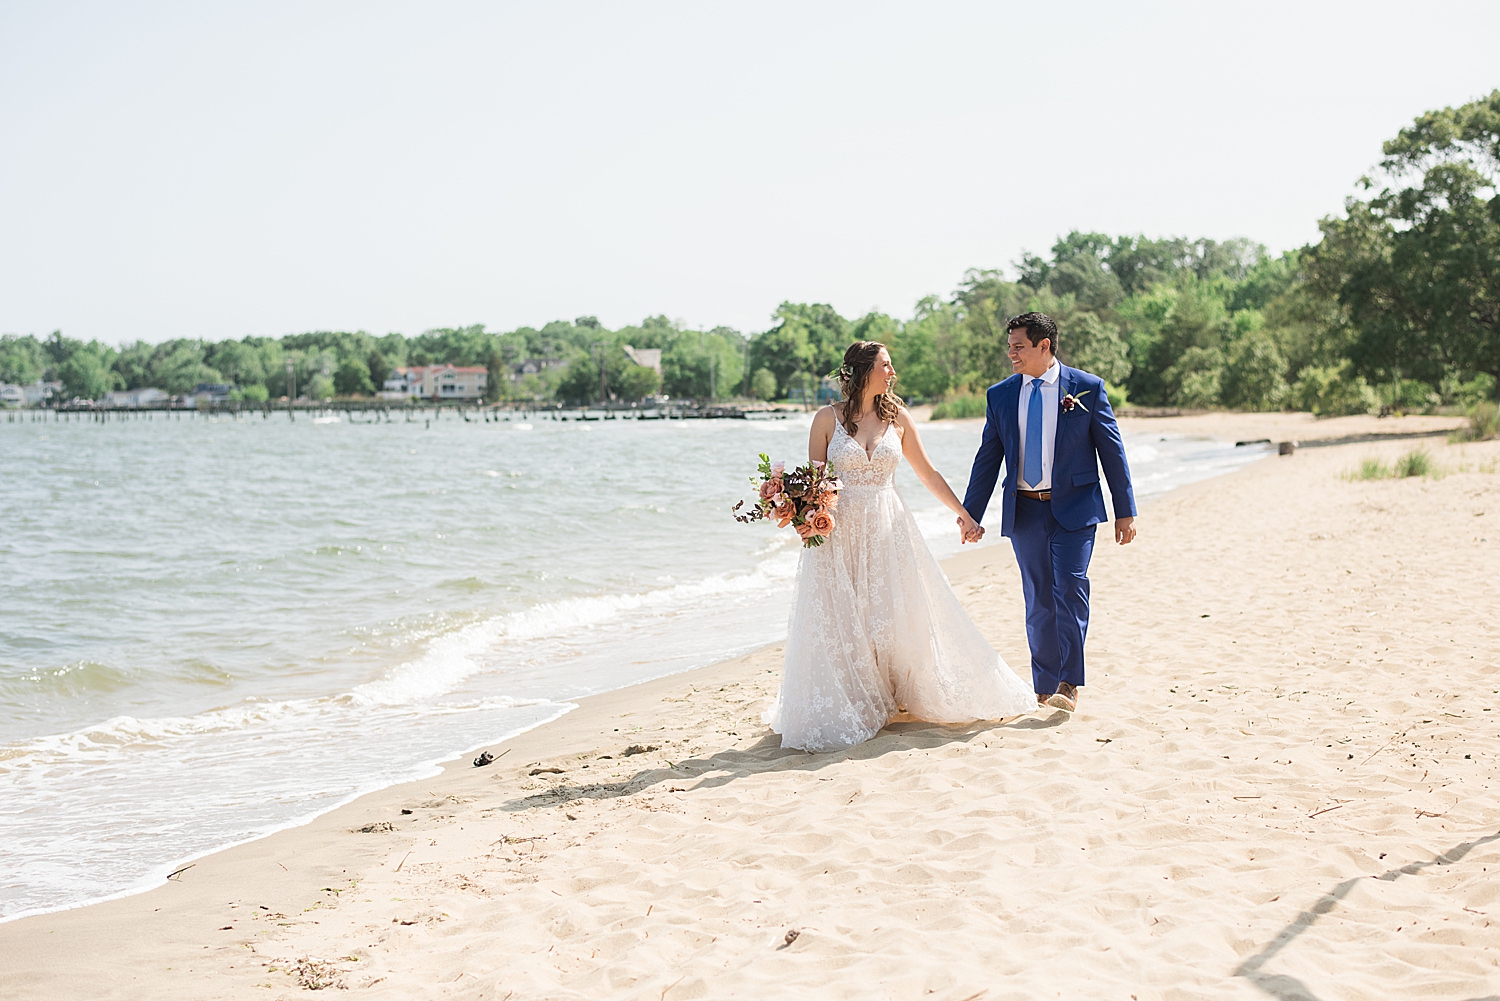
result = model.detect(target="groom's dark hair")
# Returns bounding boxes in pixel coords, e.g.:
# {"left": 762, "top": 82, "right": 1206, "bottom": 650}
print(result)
{"left": 1006, "top": 312, "right": 1058, "bottom": 355}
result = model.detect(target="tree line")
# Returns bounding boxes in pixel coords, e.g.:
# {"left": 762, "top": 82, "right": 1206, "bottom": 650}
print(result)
{"left": 3, "top": 91, "right": 1496, "bottom": 412}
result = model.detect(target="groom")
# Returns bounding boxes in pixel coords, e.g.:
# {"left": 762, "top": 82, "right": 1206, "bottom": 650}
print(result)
{"left": 960, "top": 312, "right": 1136, "bottom": 714}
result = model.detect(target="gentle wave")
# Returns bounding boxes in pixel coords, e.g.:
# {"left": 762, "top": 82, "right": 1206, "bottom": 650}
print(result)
{"left": 351, "top": 555, "right": 799, "bottom": 706}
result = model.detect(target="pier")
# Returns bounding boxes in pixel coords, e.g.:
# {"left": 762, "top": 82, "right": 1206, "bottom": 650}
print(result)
{"left": 3, "top": 399, "right": 801, "bottom": 424}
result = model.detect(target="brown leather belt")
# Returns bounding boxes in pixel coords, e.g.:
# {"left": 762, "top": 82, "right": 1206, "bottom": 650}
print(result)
{"left": 1017, "top": 489, "right": 1051, "bottom": 501}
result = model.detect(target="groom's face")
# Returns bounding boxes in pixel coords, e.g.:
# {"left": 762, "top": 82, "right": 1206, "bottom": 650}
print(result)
{"left": 1007, "top": 331, "right": 1052, "bottom": 378}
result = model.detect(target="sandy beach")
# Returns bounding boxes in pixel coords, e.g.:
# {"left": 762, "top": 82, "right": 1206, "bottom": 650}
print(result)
{"left": 4, "top": 413, "right": 1498, "bottom": 1001}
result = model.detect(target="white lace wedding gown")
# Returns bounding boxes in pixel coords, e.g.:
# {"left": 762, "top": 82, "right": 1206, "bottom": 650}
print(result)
{"left": 762, "top": 420, "right": 1037, "bottom": 751}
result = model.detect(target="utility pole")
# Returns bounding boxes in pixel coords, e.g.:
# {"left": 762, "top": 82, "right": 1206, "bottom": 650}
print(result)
{"left": 285, "top": 358, "right": 295, "bottom": 421}
{"left": 709, "top": 353, "right": 716, "bottom": 402}
{"left": 742, "top": 337, "right": 751, "bottom": 397}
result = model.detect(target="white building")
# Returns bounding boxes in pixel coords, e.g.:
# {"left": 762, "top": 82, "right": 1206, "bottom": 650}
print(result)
{"left": 1, "top": 380, "right": 62, "bottom": 406}
{"left": 382, "top": 364, "right": 487, "bottom": 400}
{"left": 104, "top": 388, "right": 169, "bottom": 407}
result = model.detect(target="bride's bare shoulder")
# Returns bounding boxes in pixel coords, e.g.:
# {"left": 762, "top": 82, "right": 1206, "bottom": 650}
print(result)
{"left": 813, "top": 404, "right": 840, "bottom": 428}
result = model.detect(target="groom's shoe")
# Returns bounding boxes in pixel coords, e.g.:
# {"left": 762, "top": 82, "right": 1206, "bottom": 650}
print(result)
{"left": 1046, "top": 683, "right": 1078, "bottom": 713}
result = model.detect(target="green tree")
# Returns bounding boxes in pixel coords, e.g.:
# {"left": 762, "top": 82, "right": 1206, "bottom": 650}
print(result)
{"left": 554, "top": 342, "right": 654, "bottom": 404}
{"left": 616, "top": 363, "right": 662, "bottom": 400}
{"left": 367, "top": 350, "right": 391, "bottom": 390}
{"left": 902, "top": 296, "right": 974, "bottom": 396}
{"left": 883, "top": 307, "right": 947, "bottom": 400}
{"left": 146, "top": 340, "right": 223, "bottom": 394}
{"left": 1220, "top": 326, "right": 1288, "bottom": 410}
{"left": 954, "top": 269, "right": 1031, "bottom": 386}
{"left": 484, "top": 348, "right": 505, "bottom": 402}
{"left": 660, "top": 326, "right": 744, "bottom": 399}
{"left": 58, "top": 343, "right": 122, "bottom": 399}
{"left": 750, "top": 368, "right": 778, "bottom": 401}
{"left": 1061, "top": 312, "right": 1131, "bottom": 386}
{"left": 1121, "top": 278, "right": 1233, "bottom": 406}
{"left": 0, "top": 334, "right": 48, "bottom": 384}
{"left": 333, "top": 356, "right": 374, "bottom": 396}
{"left": 1306, "top": 90, "right": 1500, "bottom": 399}
{"left": 375, "top": 333, "right": 408, "bottom": 369}
{"left": 748, "top": 303, "right": 849, "bottom": 398}
{"left": 1290, "top": 361, "right": 1377, "bottom": 416}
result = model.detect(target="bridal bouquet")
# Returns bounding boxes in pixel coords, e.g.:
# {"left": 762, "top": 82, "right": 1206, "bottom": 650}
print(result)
{"left": 733, "top": 452, "right": 842, "bottom": 548}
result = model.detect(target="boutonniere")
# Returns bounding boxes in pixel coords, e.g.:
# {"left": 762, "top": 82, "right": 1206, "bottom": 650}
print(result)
{"left": 1060, "top": 390, "right": 1091, "bottom": 413}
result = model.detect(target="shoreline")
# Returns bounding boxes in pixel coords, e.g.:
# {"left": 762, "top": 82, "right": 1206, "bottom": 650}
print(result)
{"left": 0, "top": 410, "right": 1291, "bottom": 927}
{"left": 5, "top": 413, "right": 1497, "bottom": 999}
{"left": 0, "top": 410, "right": 1465, "bottom": 926}
{"left": 0, "top": 535, "right": 991, "bottom": 930}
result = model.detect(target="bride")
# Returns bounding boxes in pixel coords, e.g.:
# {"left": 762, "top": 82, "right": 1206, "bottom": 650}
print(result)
{"left": 763, "top": 340, "right": 1038, "bottom": 751}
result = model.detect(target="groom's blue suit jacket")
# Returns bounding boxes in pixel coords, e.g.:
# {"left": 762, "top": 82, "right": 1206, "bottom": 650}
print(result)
{"left": 962, "top": 364, "right": 1137, "bottom": 538}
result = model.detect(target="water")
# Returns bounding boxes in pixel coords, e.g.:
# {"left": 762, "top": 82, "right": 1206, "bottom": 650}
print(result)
{"left": 0, "top": 409, "right": 1269, "bottom": 920}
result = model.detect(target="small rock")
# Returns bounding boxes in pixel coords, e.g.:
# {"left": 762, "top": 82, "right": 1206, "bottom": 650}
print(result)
{"left": 623, "top": 744, "right": 659, "bottom": 757}
{"left": 473, "top": 751, "right": 495, "bottom": 767}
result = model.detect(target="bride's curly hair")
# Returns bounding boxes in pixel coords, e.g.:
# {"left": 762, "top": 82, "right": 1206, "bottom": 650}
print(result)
{"left": 834, "top": 340, "right": 904, "bottom": 435}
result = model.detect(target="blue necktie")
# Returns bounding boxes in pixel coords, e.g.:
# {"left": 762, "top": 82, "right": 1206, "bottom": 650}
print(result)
{"left": 1024, "top": 378, "right": 1044, "bottom": 488}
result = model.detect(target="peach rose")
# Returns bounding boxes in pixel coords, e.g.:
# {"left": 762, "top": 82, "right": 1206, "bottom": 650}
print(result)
{"left": 794, "top": 520, "right": 817, "bottom": 538}
{"left": 807, "top": 508, "right": 835, "bottom": 535}
{"left": 759, "top": 476, "right": 784, "bottom": 500}
{"left": 816, "top": 490, "right": 839, "bottom": 510}
{"left": 774, "top": 500, "right": 796, "bottom": 526}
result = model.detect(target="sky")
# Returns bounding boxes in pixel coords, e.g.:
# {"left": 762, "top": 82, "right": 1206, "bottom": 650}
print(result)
{"left": 2, "top": 1, "right": 1498, "bottom": 346}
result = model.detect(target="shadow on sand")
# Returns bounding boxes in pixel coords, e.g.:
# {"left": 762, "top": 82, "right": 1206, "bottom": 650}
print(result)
{"left": 492, "top": 710, "right": 1070, "bottom": 814}
{"left": 1234, "top": 829, "right": 1500, "bottom": 1001}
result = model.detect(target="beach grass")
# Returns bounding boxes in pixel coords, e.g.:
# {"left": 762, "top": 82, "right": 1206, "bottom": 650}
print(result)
{"left": 1449, "top": 400, "right": 1500, "bottom": 443}
{"left": 1351, "top": 456, "right": 1393, "bottom": 480}
{"left": 1346, "top": 446, "right": 1446, "bottom": 481}
{"left": 1394, "top": 447, "right": 1436, "bottom": 477}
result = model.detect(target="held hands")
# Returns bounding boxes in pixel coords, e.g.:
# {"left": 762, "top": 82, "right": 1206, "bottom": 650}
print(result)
{"left": 957, "top": 512, "right": 984, "bottom": 545}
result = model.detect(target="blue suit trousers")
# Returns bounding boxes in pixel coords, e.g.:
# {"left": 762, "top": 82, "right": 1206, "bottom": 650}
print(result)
{"left": 1011, "top": 495, "right": 1095, "bottom": 694}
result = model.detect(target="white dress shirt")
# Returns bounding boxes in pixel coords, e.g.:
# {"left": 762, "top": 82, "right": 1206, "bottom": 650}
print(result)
{"left": 1017, "top": 359, "right": 1060, "bottom": 490}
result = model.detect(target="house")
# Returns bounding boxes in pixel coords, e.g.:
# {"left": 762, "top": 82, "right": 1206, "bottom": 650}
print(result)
{"left": 622, "top": 345, "right": 663, "bottom": 376}
{"left": 183, "top": 383, "right": 233, "bottom": 406}
{"left": 508, "top": 358, "right": 564, "bottom": 383}
{"left": 379, "top": 368, "right": 417, "bottom": 399}
{"left": 2, "top": 380, "right": 62, "bottom": 406}
{"left": 104, "top": 388, "right": 169, "bottom": 407}
{"left": 382, "top": 365, "right": 487, "bottom": 400}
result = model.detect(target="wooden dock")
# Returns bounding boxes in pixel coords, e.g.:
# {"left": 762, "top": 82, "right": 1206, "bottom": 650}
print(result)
{"left": 4, "top": 399, "right": 801, "bottom": 424}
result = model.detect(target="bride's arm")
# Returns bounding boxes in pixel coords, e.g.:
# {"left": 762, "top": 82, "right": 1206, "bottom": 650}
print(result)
{"left": 808, "top": 405, "right": 837, "bottom": 463}
{"left": 895, "top": 410, "right": 982, "bottom": 536}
